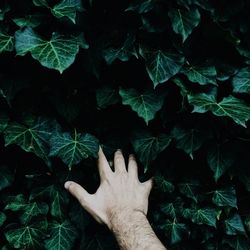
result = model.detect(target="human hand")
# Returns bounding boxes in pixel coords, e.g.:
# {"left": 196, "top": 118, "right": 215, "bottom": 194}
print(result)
{"left": 64, "top": 147, "right": 153, "bottom": 229}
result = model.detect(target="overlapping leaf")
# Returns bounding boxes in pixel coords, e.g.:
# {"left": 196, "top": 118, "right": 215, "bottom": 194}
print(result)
{"left": 188, "top": 93, "right": 250, "bottom": 127}
{"left": 224, "top": 214, "right": 246, "bottom": 236}
{"left": 119, "top": 88, "right": 165, "bottom": 124}
{"left": 232, "top": 67, "right": 250, "bottom": 94}
{"left": 15, "top": 27, "right": 88, "bottom": 73}
{"left": 212, "top": 187, "right": 237, "bottom": 208}
{"left": 139, "top": 46, "right": 185, "bottom": 87}
{"left": 49, "top": 129, "right": 99, "bottom": 169}
{"left": 0, "top": 33, "right": 14, "bottom": 53}
{"left": 168, "top": 8, "right": 200, "bottom": 42}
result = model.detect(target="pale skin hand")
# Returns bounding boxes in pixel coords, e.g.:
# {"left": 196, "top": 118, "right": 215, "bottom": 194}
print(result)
{"left": 64, "top": 147, "right": 166, "bottom": 250}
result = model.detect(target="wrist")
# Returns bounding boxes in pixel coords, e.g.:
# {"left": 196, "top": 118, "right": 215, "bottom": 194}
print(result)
{"left": 108, "top": 207, "right": 147, "bottom": 231}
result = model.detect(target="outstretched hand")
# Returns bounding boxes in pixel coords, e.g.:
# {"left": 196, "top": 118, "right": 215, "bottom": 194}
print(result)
{"left": 64, "top": 147, "right": 153, "bottom": 229}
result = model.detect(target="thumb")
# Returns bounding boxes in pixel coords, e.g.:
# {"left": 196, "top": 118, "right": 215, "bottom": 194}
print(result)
{"left": 64, "top": 181, "right": 92, "bottom": 208}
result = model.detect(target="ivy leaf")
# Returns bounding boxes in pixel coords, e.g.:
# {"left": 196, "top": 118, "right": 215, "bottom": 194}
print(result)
{"left": 33, "top": 0, "right": 49, "bottom": 7}
{"left": 178, "top": 181, "right": 200, "bottom": 203}
{"left": 96, "top": 86, "right": 120, "bottom": 109}
{"left": 160, "top": 219, "right": 188, "bottom": 245}
{"left": 212, "top": 187, "right": 237, "bottom": 208}
{"left": 139, "top": 46, "right": 185, "bottom": 88}
{"left": 188, "top": 94, "right": 250, "bottom": 127}
{"left": 30, "top": 185, "right": 69, "bottom": 220}
{"left": 154, "top": 174, "right": 175, "bottom": 193}
{"left": 4, "top": 220, "right": 48, "bottom": 249}
{"left": 207, "top": 143, "right": 235, "bottom": 182}
{"left": 125, "top": 0, "right": 154, "bottom": 14}
{"left": 103, "top": 33, "right": 138, "bottom": 64}
{"left": 0, "top": 211, "right": 6, "bottom": 226}
{"left": 52, "top": 0, "right": 83, "bottom": 24}
{"left": 4, "top": 194, "right": 27, "bottom": 211}
{"left": 223, "top": 236, "right": 250, "bottom": 250}
{"left": 13, "top": 14, "right": 43, "bottom": 28}
{"left": 160, "top": 203, "right": 176, "bottom": 219}
{"left": 0, "top": 3, "right": 10, "bottom": 21}
{"left": 0, "top": 113, "right": 9, "bottom": 133}
{"left": 119, "top": 88, "right": 165, "bottom": 125}
{"left": 232, "top": 67, "right": 250, "bottom": 94}
{"left": 15, "top": 27, "right": 87, "bottom": 73}
{"left": 0, "top": 165, "right": 14, "bottom": 191}
{"left": 45, "top": 220, "right": 78, "bottom": 250}
{"left": 0, "top": 32, "right": 14, "bottom": 53}
{"left": 131, "top": 130, "right": 172, "bottom": 172}
{"left": 49, "top": 129, "right": 99, "bottom": 169}
{"left": 183, "top": 207, "right": 218, "bottom": 227}
{"left": 168, "top": 8, "right": 201, "bottom": 42}
{"left": 4, "top": 117, "right": 53, "bottom": 165}
{"left": 224, "top": 214, "right": 246, "bottom": 235}
{"left": 181, "top": 65, "right": 217, "bottom": 85}
{"left": 245, "top": 216, "right": 250, "bottom": 232}
{"left": 171, "top": 126, "right": 208, "bottom": 159}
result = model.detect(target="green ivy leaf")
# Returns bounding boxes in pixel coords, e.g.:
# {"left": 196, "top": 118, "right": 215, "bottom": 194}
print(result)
{"left": 4, "top": 117, "right": 53, "bottom": 165}
{"left": 103, "top": 33, "right": 138, "bottom": 64}
{"left": 245, "top": 215, "right": 250, "bottom": 232}
{"left": 139, "top": 46, "right": 185, "bottom": 88}
{"left": 154, "top": 174, "right": 175, "bottom": 193}
{"left": 207, "top": 143, "right": 235, "bottom": 182}
{"left": 171, "top": 126, "right": 208, "bottom": 159}
{"left": 119, "top": 88, "right": 165, "bottom": 125}
{"left": 15, "top": 27, "right": 87, "bottom": 73}
{"left": 160, "top": 219, "right": 188, "bottom": 245}
{"left": 181, "top": 65, "right": 217, "bottom": 85}
{"left": 30, "top": 185, "right": 69, "bottom": 220}
{"left": 52, "top": 0, "right": 83, "bottom": 24}
{"left": 4, "top": 194, "right": 27, "bottom": 211}
{"left": 33, "top": 0, "right": 49, "bottom": 7}
{"left": 45, "top": 220, "right": 78, "bottom": 250}
{"left": 183, "top": 207, "right": 218, "bottom": 227}
{"left": 0, "top": 113, "right": 9, "bottom": 133}
{"left": 13, "top": 14, "right": 43, "bottom": 28}
{"left": 223, "top": 236, "right": 250, "bottom": 250}
{"left": 0, "top": 3, "right": 10, "bottom": 21}
{"left": 0, "top": 32, "right": 14, "bottom": 53}
{"left": 0, "top": 165, "right": 14, "bottom": 191}
{"left": 49, "top": 129, "right": 99, "bottom": 169}
{"left": 224, "top": 214, "right": 246, "bottom": 235}
{"left": 188, "top": 94, "right": 250, "bottom": 127}
{"left": 125, "top": 0, "right": 154, "bottom": 14}
{"left": 178, "top": 181, "right": 200, "bottom": 203}
{"left": 168, "top": 8, "right": 200, "bottom": 42}
{"left": 4, "top": 220, "right": 48, "bottom": 249}
{"left": 212, "top": 187, "right": 237, "bottom": 208}
{"left": 0, "top": 211, "right": 6, "bottom": 226}
{"left": 96, "top": 86, "right": 120, "bottom": 109}
{"left": 232, "top": 67, "right": 250, "bottom": 94}
{"left": 131, "top": 130, "right": 171, "bottom": 172}
{"left": 160, "top": 203, "right": 176, "bottom": 219}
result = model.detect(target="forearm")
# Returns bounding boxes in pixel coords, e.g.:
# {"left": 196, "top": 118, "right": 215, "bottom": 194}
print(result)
{"left": 109, "top": 209, "right": 166, "bottom": 250}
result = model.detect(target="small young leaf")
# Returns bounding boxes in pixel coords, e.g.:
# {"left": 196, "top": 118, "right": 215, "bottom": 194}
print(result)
{"left": 224, "top": 214, "right": 246, "bottom": 235}
{"left": 178, "top": 181, "right": 200, "bottom": 203}
{"left": 188, "top": 93, "right": 250, "bottom": 127}
{"left": 168, "top": 8, "right": 201, "bottom": 42}
{"left": 49, "top": 129, "right": 99, "bottom": 169}
{"left": 131, "top": 130, "right": 171, "bottom": 172}
{"left": 139, "top": 46, "right": 185, "bottom": 88}
{"left": 154, "top": 174, "right": 175, "bottom": 193}
{"left": 45, "top": 220, "right": 78, "bottom": 250}
{"left": 119, "top": 88, "right": 165, "bottom": 125}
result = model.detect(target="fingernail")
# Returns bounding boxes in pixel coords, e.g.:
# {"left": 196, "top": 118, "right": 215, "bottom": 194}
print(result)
{"left": 64, "top": 181, "right": 72, "bottom": 190}
{"left": 117, "top": 149, "right": 122, "bottom": 153}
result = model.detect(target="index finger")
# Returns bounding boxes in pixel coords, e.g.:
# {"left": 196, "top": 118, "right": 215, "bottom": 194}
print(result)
{"left": 97, "top": 146, "right": 113, "bottom": 181}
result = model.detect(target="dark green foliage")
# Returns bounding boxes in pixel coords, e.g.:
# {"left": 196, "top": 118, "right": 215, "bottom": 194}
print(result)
{"left": 0, "top": 0, "right": 250, "bottom": 249}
